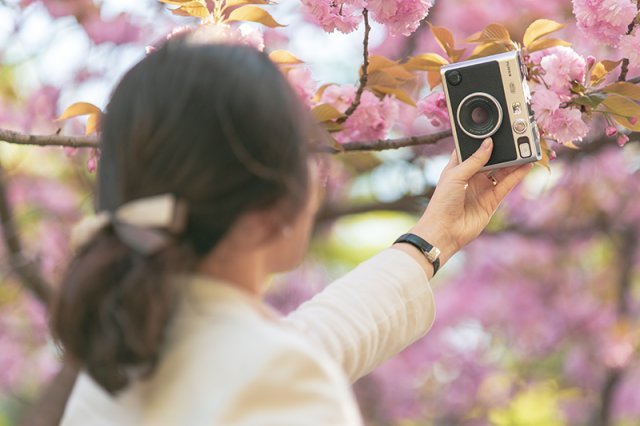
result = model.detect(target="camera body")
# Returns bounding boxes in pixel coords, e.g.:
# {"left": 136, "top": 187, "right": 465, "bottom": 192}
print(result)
{"left": 441, "top": 51, "right": 542, "bottom": 171}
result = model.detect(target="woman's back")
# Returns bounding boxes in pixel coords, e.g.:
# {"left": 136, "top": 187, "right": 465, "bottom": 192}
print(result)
{"left": 62, "top": 275, "right": 360, "bottom": 425}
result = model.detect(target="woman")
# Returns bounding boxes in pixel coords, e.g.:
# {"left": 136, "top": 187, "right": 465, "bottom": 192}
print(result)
{"left": 53, "top": 34, "right": 531, "bottom": 425}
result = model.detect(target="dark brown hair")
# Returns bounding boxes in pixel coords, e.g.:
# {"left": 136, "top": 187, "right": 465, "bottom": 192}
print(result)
{"left": 51, "top": 36, "right": 315, "bottom": 394}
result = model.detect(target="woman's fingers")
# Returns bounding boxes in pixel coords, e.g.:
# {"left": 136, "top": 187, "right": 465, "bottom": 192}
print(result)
{"left": 493, "top": 163, "right": 533, "bottom": 199}
{"left": 442, "top": 150, "right": 459, "bottom": 174}
{"left": 490, "top": 164, "right": 524, "bottom": 182}
{"left": 451, "top": 138, "right": 493, "bottom": 181}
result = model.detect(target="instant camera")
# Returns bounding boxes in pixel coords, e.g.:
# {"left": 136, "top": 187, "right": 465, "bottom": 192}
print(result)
{"left": 441, "top": 51, "right": 542, "bottom": 171}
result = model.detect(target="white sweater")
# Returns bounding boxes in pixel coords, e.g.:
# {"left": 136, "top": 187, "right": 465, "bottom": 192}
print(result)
{"left": 61, "top": 248, "right": 435, "bottom": 425}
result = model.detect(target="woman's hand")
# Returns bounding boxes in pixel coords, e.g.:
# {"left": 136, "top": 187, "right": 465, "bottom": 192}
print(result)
{"left": 396, "top": 138, "right": 532, "bottom": 276}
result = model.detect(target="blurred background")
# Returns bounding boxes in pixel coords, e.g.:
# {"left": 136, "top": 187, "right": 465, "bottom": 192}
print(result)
{"left": 0, "top": 0, "right": 639, "bottom": 425}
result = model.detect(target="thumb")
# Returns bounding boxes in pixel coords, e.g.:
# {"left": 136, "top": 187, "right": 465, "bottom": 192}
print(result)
{"left": 452, "top": 138, "right": 493, "bottom": 180}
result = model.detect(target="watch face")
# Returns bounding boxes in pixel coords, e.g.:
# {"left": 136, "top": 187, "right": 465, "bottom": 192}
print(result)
{"left": 426, "top": 247, "right": 441, "bottom": 262}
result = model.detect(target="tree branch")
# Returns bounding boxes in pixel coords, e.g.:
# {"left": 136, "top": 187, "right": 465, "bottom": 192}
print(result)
{"left": 591, "top": 229, "right": 637, "bottom": 426}
{"left": 316, "top": 192, "right": 433, "bottom": 224}
{"left": 0, "top": 128, "right": 99, "bottom": 149}
{"left": 0, "top": 164, "right": 53, "bottom": 305}
{"left": 323, "top": 129, "right": 453, "bottom": 153}
{"left": 337, "top": 8, "right": 371, "bottom": 124}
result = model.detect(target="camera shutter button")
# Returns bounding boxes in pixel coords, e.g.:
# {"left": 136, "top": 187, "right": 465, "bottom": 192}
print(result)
{"left": 513, "top": 119, "right": 527, "bottom": 134}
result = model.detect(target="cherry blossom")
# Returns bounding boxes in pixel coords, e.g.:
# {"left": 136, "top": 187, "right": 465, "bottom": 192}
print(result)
{"left": 572, "top": 0, "right": 638, "bottom": 46}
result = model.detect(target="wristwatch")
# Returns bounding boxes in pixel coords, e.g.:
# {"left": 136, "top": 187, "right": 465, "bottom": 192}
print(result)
{"left": 394, "top": 233, "right": 441, "bottom": 276}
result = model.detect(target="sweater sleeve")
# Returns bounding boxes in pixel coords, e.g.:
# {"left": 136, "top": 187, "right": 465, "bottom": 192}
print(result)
{"left": 217, "top": 343, "right": 363, "bottom": 426}
{"left": 281, "top": 248, "right": 436, "bottom": 382}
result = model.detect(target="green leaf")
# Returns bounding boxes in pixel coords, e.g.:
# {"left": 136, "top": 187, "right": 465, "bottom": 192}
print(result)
{"left": 427, "top": 71, "right": 442, "bottom": 89}
{"left": 368, "top": 55, "right": 398, "bottom": 73}
{"left": 371, "top": 86, "right": 417, "bottom": 107}
{"left": 313, "top": 83, "right": 335, "bottom": 103}
{"left": 526, "top": 38, "right": 571, "bottom": 53}
{"left": 572, "top": 93, "right": 606, "bottom": 109}
{"left": 312, "top": 104, "right": 343, "bottom": 122}
{"left": 429, "top": 24, "right": 465, "bottom": 62}
{"left": 467, "top": 42, "right": 512, "bottom": 60}
{"left": 57, "top": 102, "right": 101, "bottom": 121}
{"left": 165, "top": 0, "right": 209, "bottom": 19}
{"left": 57, "top": 102, "right": 102, "bottom": 135}
{"left": 269, "top": 50, "right": 303, "bottom": 64}
{"left": 523, "top": 19, "right": 565, "bottom": 47}
{"left": 466, "top": 23, "right": 512, "bottom": 44}
{"left": 603, "top": 82, "right": 640, "bottom": 101}
{"left": 590, "top": 60, "right": 621, "bottom": 85}
{"left": 222, "top": 0, "right": 269, "bottom": 13}
{"left": 602, "top": 94, "right": 640, "bottom": 118}
{"left": 158, "top": 0, "right": 193, "bottom": 4}
{"left": 226, "top": 6, "right": 284, "bottom": 27}
{"left": 614, "top": 115, "right": 640, "bottom": 131}
{"left": 404, "top": 53, "right": 449, "bottom": 71}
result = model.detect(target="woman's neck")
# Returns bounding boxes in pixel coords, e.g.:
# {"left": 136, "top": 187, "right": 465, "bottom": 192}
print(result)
{"left": 197, "top": 242, "right": 267, "bottom": 296}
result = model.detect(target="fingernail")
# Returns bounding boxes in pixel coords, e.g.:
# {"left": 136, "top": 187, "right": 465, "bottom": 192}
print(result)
{"left": 482, "top": 138, "right": 493, "bottom": 150}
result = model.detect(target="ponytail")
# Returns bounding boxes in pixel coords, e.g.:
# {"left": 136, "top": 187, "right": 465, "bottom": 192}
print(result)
{"left": 51, "top": 225, "right": 194, "bottom": 394}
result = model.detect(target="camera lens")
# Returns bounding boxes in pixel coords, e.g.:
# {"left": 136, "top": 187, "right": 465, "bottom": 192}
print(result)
{"left": 456, "top": 92, "right": 503, "bottom": 139}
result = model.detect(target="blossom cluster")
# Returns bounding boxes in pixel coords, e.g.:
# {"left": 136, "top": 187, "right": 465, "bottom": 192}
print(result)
{"left": 530, "top": 46, "right": 590, "bottom": 144}
{"left": 301, "top": 0, "right": 433, "bottom": 36}
{"left": 572, "top": 0, "right": 638, "bottom": 46}
{"left": 321, "top": 85, "right": 399, "bottom": 142}
{"left": 417, "top": 91, "right": 450, "bottom": 129}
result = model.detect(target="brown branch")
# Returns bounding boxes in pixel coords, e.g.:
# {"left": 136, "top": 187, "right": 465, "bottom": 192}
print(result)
{"left": 337, "top": 8, "right": 371, "bottom": 124}
{"left": 0, "top": 128, "right": 99, "bottom": 149}
{"left": 0, "top": 164, "right": 53, "bottom": 305}
{"left": 591, "top": 230, "right": 637, "bottom": 426}
{"left": 321, "top": 129, "right": 453, "bottom": 153}
{"left": 316, "top": 192, "right": 433, "bottom": 224}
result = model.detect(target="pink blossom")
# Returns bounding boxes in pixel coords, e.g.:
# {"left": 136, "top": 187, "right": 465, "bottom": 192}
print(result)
{"left": 417, "top": 91, "right": 450, "bottom": 128}
{"left": 22, "top": 0, "right": 93, "bottom": 19}
{"left": 572, "top": 0, "right": 638, "bottom": 46}
{"left": 0, "top": 335, "right": 24, "bottom": 391}
{"left": 531, "top": 86, "right": 562, "bottom": 119}
{"left": 532, "top": 86, "right": 589, "bottom": 143}
{"left": 368, "top": 0, "right": 433, "bottom": 36}
{"left": 87, "top": 156, "right": 97, "bottom": 173}
{"left": 321, "top": 84, "right": 357, "bottom": 112}
{"left": 287, "top": 67, "right": 316, "bottom": 107}
{"left": 81, "top": 12, "right": 141, "bottom": 45}
{"left": 539, "top": 46, "right": 586, "bottom": 95}
{"left": 321, "top": 85, "right": 399, "bottom": 143}
{"left": 301, "top": 0, "right": 366, "bottom": 34}
{"left": 546, "top": 108, "right": 590, "bottom": 144}
{"left": 619, "top": 29, "right": 640, "bottom": 64}
{"left": 605, "top": 126, "right": 618, "bottom": 136}
{"left": 617, "top": 133, "right": 630, "bottom": 146}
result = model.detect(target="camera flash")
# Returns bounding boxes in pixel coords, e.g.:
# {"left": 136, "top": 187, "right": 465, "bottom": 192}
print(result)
{"left": 509, "top": 82, "right": 516, "bottom": 93}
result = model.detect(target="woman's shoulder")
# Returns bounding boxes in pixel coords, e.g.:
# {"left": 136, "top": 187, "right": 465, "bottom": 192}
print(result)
{"left": 62, "top": 282, "right": 361, "bottom": 425}
{"left": 133, "top": 282, "right": 361, "bottom": 424}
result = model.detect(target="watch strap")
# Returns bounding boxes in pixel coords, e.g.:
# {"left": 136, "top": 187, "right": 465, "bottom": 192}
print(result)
{"left": 394, "top": 233, "right": 441, "bottom": 276}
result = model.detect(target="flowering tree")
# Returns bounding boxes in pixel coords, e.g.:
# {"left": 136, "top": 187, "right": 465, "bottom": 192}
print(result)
{"left": 1, "top": 0, "right": 639, "bottom": 424}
